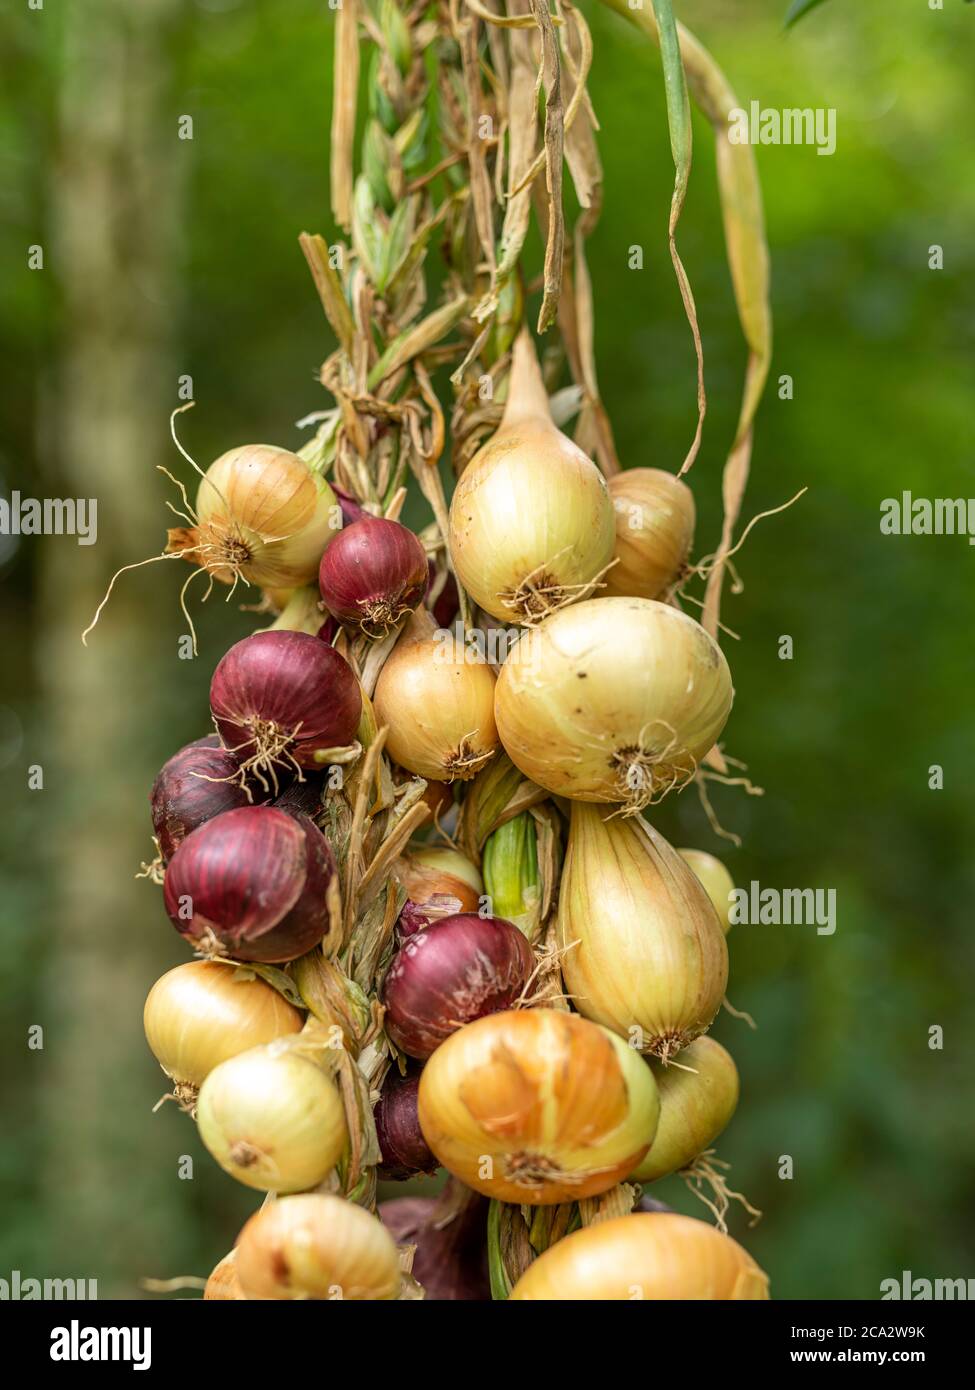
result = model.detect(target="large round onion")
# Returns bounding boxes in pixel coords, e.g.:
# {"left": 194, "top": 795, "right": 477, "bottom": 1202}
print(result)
{"left": 602, "top": 468, "right": 695, "bottom": 600}
{"left": 495, "top": 596, "right": 732, "bottom": 810}
{"left": 508, "top": 1212, "right": 769, "bottom": 1300}
{"left": 417, "top": 1009, "right": 659, "bottom": 1205}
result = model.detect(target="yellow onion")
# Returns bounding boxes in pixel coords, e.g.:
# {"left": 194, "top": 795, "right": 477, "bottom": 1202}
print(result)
{"left": 558, "top": 805, "right": 728, "bottom": 1059}
{"left": 166, "top": 444, "right": 340, "bottom": 589}
{"left": 603, "top": 468, "right": 695, "bottom": 600}
{"left": 508, "top": 1211, "right": 769, "bottom": 1300}
{"left": 679, "top": 848, "right": 735, "bottom": 934}
{"left": 417, "top": 1009, "right": 659, "bottom": 1205}
{"left": 203, "top": 1250, "right": 246, "bottom": 1301}
{"left": 448, "top": 328, "right": 615, "bottom": 623}
{"left": 630, "top": 1037, "right": 739, "bottom": 1182}
{"left": 143, "top": 961, "right": 303, "bottom": 1095}
{"left": 495, "top": 596, "right": 732, "bottom": 810}
{"left": 374, "top": 607, "right": 499, "bottom": 781}
{"left": 196, "top": 1042, "right": 346, "bottom": 1193}
{"left": 235, "top": 1194, "right": 400, "bottom": 1301}
{"left": 395, "top": 845, "right": 483, "bottom": 917}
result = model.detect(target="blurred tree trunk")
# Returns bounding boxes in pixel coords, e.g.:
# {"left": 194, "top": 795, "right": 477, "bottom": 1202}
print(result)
{"left": 37, "top": 0, "right": 188, "bottom": 1292}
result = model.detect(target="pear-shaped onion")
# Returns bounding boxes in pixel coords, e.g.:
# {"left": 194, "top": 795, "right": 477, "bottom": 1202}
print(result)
{"left": 417, "top": 1009, "right": 659, "bottom": 1205}
{"left": 143, "top": 961, "right": 303, "bottom": 1091}
{"left": 235, "top": 1194, "right": 400, "bottom": 1301}
{"left": 448, "top": 329, "right": 615, "bottom": 623}
{"left": 167, "top": 445, "right": 340, "bottom": 589}
{"left": 495, "top": 596, "right": 732, "bottom": 810}
{"left": 603, "top": 468, "right": 695, "bottom": 600}
{"left": 196, "top": 1043, "right": 346, "bottom": 1193}
{"left": 374, "top": 608, "right": 499, "bottom": 782}
{"left": 678, "top": 848, "right": 735, "bottom": 934}
{"left": 558, "top": 804, "right": 728, "bottom": 1059}
{"left": 630, "top": 1037, "right": 740, "bottom": 1183}
{"left": 508, "top": 1212, "right": 769, "bottom": 1300}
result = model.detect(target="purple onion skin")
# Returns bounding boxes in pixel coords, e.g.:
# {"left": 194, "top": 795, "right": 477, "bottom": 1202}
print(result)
{"left": 426, "top": 563, "right": 460, "bottom": 630}
{"left": 150, "top": 740, "right": 255, "bottom": 862}
{"left": 210, "top": 630, "right": 361, "bottom": 769}
{"left": 375, "top": 1072, "right": 437, "bottom": 1180}
{"left": 331, "top": 483, "right": 368, "bottom": 528}
{"left": 316, "top": 615, "right": 340, "bottom": 645}
{"left": 396, "top": 900, "right": 431, "bottom": 941}
{"left": 382, "top": 913, "right": 535, "bottom": 1059}
{"left": 319, "top": 516, "right": 428, "bottom": 635}
{"left": 162, "top": 806, "right": 334, "bottom": 963}
{"left": 380, "top": 1191, "right": 491, "bottom": 1301}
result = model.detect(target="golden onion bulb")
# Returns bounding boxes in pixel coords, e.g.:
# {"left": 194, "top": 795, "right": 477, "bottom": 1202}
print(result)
{"left": 558, "top": 804, "right": 728, "bottom": 1059}
{"left": 603, "top": 468, "right": 695, "bottom": 600}
{"left": 494, "top": 597, "right": 733, "bottom": 810}
{"left": 448, "top": 328, "right": 615, "bottom": 624}
{"left": 417, "top": 1009, "right": 659, "bottom": 1205}
{"left": 678, "top": 848, "right": 735, "bottom": 934}
{"left": 203, "top": 1250, "right": 246, "bottom": 1300}
{"left": 167, "top": 444, "right": 340, "bottom": 589}
{"left": 235, "top": 1194, "right": 400, "bottom": 1301}
{"left": 630, "top": 1037, "right": 740, "bottom": 1183}
{"left": 374, "top": 608, "right": 499, "bottom": 781}
{"left": 143, "top": 961, "right": 303, "bottom": 1092}
{"left": 508, "top": 1211, "right": 769, "bottom": 1300}
{"left": 196, "top": 1043, "right": 347, "bottom": 1193}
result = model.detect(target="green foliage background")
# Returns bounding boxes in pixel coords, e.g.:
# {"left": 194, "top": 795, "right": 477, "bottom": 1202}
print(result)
{"left": 1, "top": 0, "right": 973, "bottom": 1298}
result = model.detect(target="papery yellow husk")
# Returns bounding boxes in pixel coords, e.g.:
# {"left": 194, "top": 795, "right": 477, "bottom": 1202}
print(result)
{"left": 235, "top": 1194, "right": 400, "bottom": 1301}
{"left": 558, "top": 804, "right": 728, "bottom": 1058}
{"left": 508, "top": 1211, "right": 769, "bottom": 1300}
{"left": 494, "top": 597, "right": 732, "bottom": 810}
{"left": 167, "top": 444, "right": 339, "bottom": 588}
{"left": 448, "top": 328, "right": 615, "bottom": 624}
{"left": 603, "top": 468, "right": 695, "bottom": 600}
{"left": 630, "top": 1036, "right": 739, "bottom": 1182}
{"left": 395, "top": 844, "right": 484, "bottom": 915}
{"left": 678, "top": 848, "right": 735, "bottom": 934}
{"left": 417, "top": 1009, "right": 659, "bottom": 1205}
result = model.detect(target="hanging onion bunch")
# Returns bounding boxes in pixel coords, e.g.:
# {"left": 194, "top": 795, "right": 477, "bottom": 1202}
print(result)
{"left": 495, "top": 597, "right": 733, "bottom": 811}
{"left": 235, "top": 1194, "right": 401, "bottom": 1300}
{"left": 163, "top": 805, "right": 334, "bottom": 963}
{"left": 558, "top": 804, "right": 728, "bottom": 1060}
{"left": 417, "top": 1009, "right": 660, "bottom": 1204}
{"left": 319, "top": 515, "right": 428, "bottom": 638}
{"left": 448, "top": 328, "right": 615, "bottom": 624}
{"left": 603, "top": 468, "right": 695, "bottom": 601}
{"left": 374, "top": 608, "right": 499, "bottom": 782}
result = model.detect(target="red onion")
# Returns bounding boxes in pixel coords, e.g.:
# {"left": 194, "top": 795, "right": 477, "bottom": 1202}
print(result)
{"left": 209, "top": 630, "right": 361, "bottom": 790}
{"left": 318, "top": 516, "right": 428, "bottom": 638}
{"left": 331, "top": 483, "right": 368, "bottom": 528}
{"left": 375, "top": 1072, "right": 437, "bottom": 1180}
{"left": 150, "top": 739, "right": 257, "bottom": 862}
{"left": 382, "top": 913, "right": 535, "bottom": 1059}
{"left": 163, "top": 805, "right": 334, "bottom": 963}
{"left": 379, "top": 1184, "right": 490, "bottom": 1301}
{"left": 426, "top": 562, "right": 460, "bottom": 630}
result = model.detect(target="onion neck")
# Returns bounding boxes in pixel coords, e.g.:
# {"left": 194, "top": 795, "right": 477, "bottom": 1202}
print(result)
{"left": 501, "top": 327, "right": 553, "bottom": 428}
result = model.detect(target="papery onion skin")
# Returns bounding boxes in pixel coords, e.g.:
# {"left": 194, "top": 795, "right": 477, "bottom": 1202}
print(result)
{"left": 210, "top": 630, "right": 361, "bottom": 777}
{"left": 203, "top": 1250, "right": 246, "bottom": 1300}
{"left": 508, "top": 1212, "right": 769, "bottom": 1301}
{"left": 162, "top": 806, "right": 334, "bottom": 963}
{"left": 395, "top": 846, "right": 483, "bottom": 919}
{"left": 558, "top": 805, "right": 728, "bottom": 1059}
{"left": 143, "top": 960, "right": 303, "bottom": 1089}
{"left": 150, "top": 739, "right": 257, "bottom": 863}
{"left": 196, "top": 1045, "right": 346, "bottom": 1194}
{"left": 417, "top": 1009, "right": 660, "bottom": 1205}
{"left": 319, "top": 516, "right": 428, "bottom": 638}
{"left": 375, "top": 1072, "right": 438, "bottom": 1179}
{"left": 379, "top": 1189, "right": 490, "bottom": 1300}
{"left": 678, "top": 848, "right": 735, "bottom": 934}
{"left": 168, "top": 444, "right": 340, "bottom": 589}
{"left": 495, "top": 597, "right": 732, "bottom": 809}
{"left": 630, "top": 1037, "right": 740, "bottom": 1183}
{"left": 448, "top": 330, "right": 615, "bottom": 624}
{"left": 602, "top": 468, "right": 695, "bottom": 601}
{"left": 235, "top": 1194, "right": 400, "bottom": 1300}
{"left": 383, "top": 914, "right": 535, "bottom": 1059}
{"left": 374, "top": 608, "right": 499, "bottom": 782}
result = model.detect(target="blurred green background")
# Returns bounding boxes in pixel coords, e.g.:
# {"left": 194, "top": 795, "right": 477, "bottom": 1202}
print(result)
{"left": 2, "top": 0, "right": 973, "bottom": 1299}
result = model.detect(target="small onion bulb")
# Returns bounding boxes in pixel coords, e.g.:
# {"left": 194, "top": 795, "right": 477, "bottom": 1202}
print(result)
{"left": 417, "top": 1009, "right": 659, "bottom": 1205}
{"left": 678, "top": 848, "right": 735, "bottom": 934}
{"left": 495, "top": 596, "right": 732, "bottom": 811}
{"left": 508, "top": 1212, "right": 769, "bottom": 1300}
{"left": 629, "top": 1037, "right": 740, "bottom": 1183}
{"left": 602, "top": 468, "right": 695, "bottom": 600}
{"left": 196, "top": 1043, "right": 347, "bottom": 1193}
{"left": 235, "top": 1194, "right": 401, "bottom": 1300}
